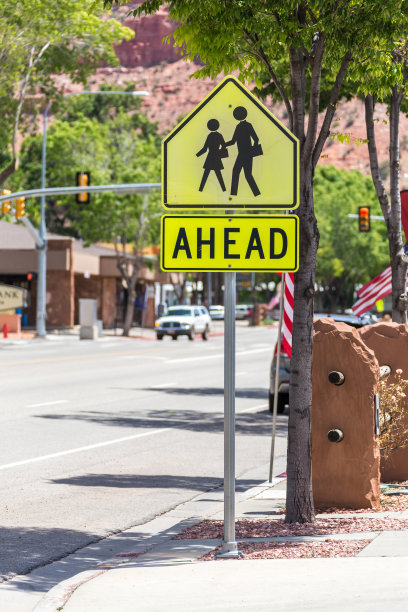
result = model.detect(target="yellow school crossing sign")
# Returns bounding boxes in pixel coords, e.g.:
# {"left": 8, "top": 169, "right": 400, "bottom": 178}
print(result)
{"left": 161, "top": 215, "right": 298, "bottom": 272}
{"left": 162, "top": 75, "right": 299, "bottom": 209}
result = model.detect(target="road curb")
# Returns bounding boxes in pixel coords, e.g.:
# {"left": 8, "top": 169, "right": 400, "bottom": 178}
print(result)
{"left": 32, "top": 475, "right": 283, "bottom": 611}
{"left": 32, "top": 569, "right": 107, "bottom": 612}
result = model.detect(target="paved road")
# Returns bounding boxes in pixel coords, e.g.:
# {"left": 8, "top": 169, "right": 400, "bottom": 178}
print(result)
{"left": 0, "top": 324, "right": 287, "bottom": 582}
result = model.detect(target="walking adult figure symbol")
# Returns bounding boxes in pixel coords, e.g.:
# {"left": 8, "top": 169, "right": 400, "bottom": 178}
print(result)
{"left": 226, "top": 106, "right": 262, "bottom": 197}
{"left": 196, "top": 118, "right": 228, "bottom": 192}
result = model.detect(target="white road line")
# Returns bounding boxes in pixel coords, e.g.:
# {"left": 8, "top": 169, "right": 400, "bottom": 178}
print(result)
{"left": 0, "top": 428, "right": 170, "bottom": 471}
{"left": 0, "top": 401, "right": 270, "bottom": 470}
{"left": 150, "top": 382, "right": 177, "bottom": 388}
{"left": 25, "top": 400, "right": 69, "bottom": 408}
{"left": 168, "top": 347, "right": 270, "bottom": 364}
{"left": 236, "top": 371, "right": 249, "bottom": 376}
{"left": 239, "top": 403, "right": 268, "bottom": 413}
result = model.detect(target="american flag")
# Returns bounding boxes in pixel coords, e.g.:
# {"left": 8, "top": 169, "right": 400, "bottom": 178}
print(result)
{"left": 352, "top": 266, "right": 392, "bottom": 316}
{"left": 282, "top": 272, "right": 294, "bottom": 357}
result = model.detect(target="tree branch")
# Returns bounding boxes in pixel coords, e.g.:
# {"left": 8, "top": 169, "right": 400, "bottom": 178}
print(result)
{"left": 289, "top": 46, "right": 306, "bottom": 144}
{"left": 312, "top": 51, "right": 352, "bottom": 169}
{"left": 257, "top": 43, "right": 293, "bottom": 130}
{"left": 303, "top": 33, "right": 325, "bottom": 165}
{"left": 364, "top": 94, "right": 390, "bottom": 220}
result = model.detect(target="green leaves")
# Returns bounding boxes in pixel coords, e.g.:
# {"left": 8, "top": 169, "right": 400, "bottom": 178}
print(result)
{"left": 16, "top": 101, "right": 161, "bottom": 247}
{"left": 315, "top": 165, "right": 388, "bottom": 309}
{"left": 0, "top": 0, "right": 133, "bottom": 181}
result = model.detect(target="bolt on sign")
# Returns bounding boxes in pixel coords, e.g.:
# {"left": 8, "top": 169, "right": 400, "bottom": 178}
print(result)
{"left": 162, "top": 75, "right": 299, "bottom": 209}
{"left": 161, "top": 215, "right": 298, "bottom": 272}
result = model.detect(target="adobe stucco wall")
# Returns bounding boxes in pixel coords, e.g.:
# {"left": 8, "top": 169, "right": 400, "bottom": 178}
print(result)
{"left": 312, "top": 318, "right": 381, "bottom": 509}
{"left": 360, "top": 322, "right": 408, "bottom": 482}
{"left": 46, "top": 271, "right": 74, "bottom": 327}
{"left": 46, "top": 239, "right": 74, "bottom": 327}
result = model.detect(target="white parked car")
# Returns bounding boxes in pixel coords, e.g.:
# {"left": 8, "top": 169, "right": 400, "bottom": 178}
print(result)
{"left": 235, "top": 304, "right": 253, "bottom": 320}
{"left": 155, "top": 305, "right": 211, "bottom": 341}
{"left": 209, "top": 305, "right": 225, "bottom": 320}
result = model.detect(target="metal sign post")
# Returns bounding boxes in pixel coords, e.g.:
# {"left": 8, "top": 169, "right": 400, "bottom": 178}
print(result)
{"left": 219, "top": 270, "right": 241, "bottom": 556}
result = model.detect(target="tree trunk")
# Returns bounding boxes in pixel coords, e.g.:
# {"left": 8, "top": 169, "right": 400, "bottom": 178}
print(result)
{"left": 123, "top": 285, "right": 136, "bottom": 336}
{"left": 365, "top": 92, "right": 407, "bottom": 323}
{"left": 285, "top": 171, "right": 318, "bottom": 523}
{"left": 0, "top": 158, "right": 16, "bottom": 185}
{"left": 123, "top": 265, "right": 140, "bottom": 336}
{"left": 389, "top": 87, "right": 407, "bottom": 323}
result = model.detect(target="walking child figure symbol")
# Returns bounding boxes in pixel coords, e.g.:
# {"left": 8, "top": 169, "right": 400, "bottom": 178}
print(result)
{"left": 196, "top": 119, "right": 228, "bottom": 192}
{"left": 196, "top": 106, "right": 262, "bottom": 197}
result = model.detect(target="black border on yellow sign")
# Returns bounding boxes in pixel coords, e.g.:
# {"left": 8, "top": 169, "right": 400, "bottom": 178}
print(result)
{"left": 161, "top": 215, "right": 299, "bottom": 272}
{"left": 162, "top": 76, "right": 299, "bottom": 209}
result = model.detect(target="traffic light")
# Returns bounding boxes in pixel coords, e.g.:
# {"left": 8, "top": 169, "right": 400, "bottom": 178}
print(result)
{"left": 358, "top": 206, "right": 370, "bottom": 232}
{"left": 1, "top": 189, "right": 11, "bottom": 214}
{"left": 76, "top": 171, "right": 90, "bottom": 204}
{"left": 15, "top": 197, "right": 25, "bottom": 219}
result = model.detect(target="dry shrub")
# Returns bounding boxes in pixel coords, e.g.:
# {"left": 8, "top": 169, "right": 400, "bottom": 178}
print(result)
{"left": 379, "top": 369, "right": 408, "bottom": 460}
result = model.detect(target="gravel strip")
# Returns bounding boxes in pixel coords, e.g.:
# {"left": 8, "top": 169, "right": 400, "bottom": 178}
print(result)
{"left": 174, "top": 517, "right": 408, "bottom": 540}
{"left": 199, "top": 539, "right": 371, "bottom": 561}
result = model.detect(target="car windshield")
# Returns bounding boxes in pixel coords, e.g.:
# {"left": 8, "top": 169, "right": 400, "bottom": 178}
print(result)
{"left": 167, "top": 308, "right": 191, "bottom": 317}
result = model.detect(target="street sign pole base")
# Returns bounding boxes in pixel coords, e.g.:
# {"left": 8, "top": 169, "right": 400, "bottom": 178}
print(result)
{"left": 216, "top": 541, "right": 243, "bottom": 559}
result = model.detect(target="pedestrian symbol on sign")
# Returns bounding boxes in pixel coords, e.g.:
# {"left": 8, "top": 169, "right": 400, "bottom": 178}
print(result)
{"left": 196, "top": 107, "right": 263, "bottom": 198}
{"left": 162, "top": 75, "right": 299, "bottom": 209}
{"left": 226, "top": 105, "right": 262, "bottom": 197}
{"left": 197, "top": 119, "right": 227, "bottom": 193}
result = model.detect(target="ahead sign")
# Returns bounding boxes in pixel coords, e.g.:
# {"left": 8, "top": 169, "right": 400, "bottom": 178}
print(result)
{"left": 161, "top": 215, "right": 298, "bottom": 272}
{"left": 162, "top": 76, "right": 299, "bottom": 209}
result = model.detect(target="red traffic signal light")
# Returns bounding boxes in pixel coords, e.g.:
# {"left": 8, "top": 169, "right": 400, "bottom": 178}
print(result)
{"left": 359, "top": 206, "right": 370, "bottom": 232}
{"left": 76, "top": 172, "right": 90, "bottom": 204}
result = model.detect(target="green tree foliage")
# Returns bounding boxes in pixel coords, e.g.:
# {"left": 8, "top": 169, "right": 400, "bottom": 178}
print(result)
{"left": 314, "top": 166, "right": 389, "bottom": 311}
{"left": 0, "top": 0, "right": 133, "bottom": 184}
{"left": 16, "top": 91, "right": 161, "bottom": 335}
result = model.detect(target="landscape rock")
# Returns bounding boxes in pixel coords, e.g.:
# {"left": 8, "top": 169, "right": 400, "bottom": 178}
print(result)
{"left": 312, "top": 318, "right": 381, "bottom": 509}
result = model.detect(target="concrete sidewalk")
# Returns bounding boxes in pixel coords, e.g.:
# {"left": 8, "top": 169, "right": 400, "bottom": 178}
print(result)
{"left": 31, "top": 469, "right": 408, "bottom": 612}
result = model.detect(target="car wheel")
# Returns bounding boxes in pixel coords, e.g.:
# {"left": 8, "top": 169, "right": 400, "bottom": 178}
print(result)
{"left": 157, "top": 334, "right": 163, "bottom": 340}
{"left": 269, "top": 392, "right": 287, "bottom": 414}
{"left": 202, "top": 325, "right": 209, "bottom": 341}
{"left": 172, "top": 335, "right": 178, "bottom": 341}
{"left": 188, "top": 327, "right": 195, "bottom": 341}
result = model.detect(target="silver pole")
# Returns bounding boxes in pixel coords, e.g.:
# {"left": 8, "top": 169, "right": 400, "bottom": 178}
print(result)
{"left": 36, "top": 103, "right": 51, "bottom": 338}
{"left": 269, "top": 274, "right": 286, "bottom": 482}
{"left": 207, "top": 272, "right": 212, "bottom": 307}
{"left": 220, "top": 270, "right": 240, "bottom": 556}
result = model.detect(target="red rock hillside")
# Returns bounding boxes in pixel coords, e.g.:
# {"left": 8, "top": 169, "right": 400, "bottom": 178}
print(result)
{"left": 60, "top": 4, "right": 408, "bottom": 189}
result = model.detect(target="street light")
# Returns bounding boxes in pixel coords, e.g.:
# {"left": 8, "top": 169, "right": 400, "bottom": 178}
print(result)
{"left": 37, "top": 89, "right": 149, "bottom": 337}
